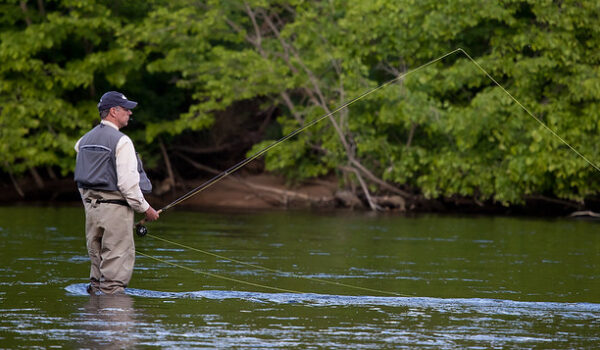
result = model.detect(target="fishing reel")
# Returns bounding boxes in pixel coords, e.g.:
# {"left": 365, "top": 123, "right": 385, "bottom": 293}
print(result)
{"left": 135, "top": 224, "right": 148, "bottom": 237}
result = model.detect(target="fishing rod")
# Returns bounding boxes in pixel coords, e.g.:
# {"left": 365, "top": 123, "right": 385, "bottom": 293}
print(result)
{"left": 134, "top": 48, "right": 464, "bottom": 236}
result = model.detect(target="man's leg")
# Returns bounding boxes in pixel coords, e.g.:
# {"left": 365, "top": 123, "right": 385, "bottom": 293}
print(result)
{"left": 98, "top": 203, "right": 135, "bottom": 294}
{"left": 84, "top": 199, "right": 103, "bottom": 294}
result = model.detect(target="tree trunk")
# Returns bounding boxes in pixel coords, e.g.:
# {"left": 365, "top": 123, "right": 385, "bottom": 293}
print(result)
{"left": 37, "top": 0, "right": 46, "bottom": 17}
{"left": 5, "top": 163, "right": 25, "bottom": 198}
{"left": 19, "top": 2, "right": 32, "bottom": 26}
{"left": 29, "top": 167, "right": 44, "bottom": 189}
{"left": 159, "top": 139, "right": 175, "bottom": 194}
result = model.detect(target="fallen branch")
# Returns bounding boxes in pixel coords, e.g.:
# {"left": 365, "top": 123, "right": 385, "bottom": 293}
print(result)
{"left": 350, "top": 159, "right": 412, "bottom": 199}
{"left": 525, "top": 195, "right": 582, "bottom": 209}
{"left": 569, "top": 210, "right": 600, "bottom": 218}
{"left": 172, "top": 142, "right": 239, "bottom": 155}
{"left": 339, "top": 165, "right": 381, "bottom": 211}
{"left": 175, "top": 152, "right": 334, "bottom": 206}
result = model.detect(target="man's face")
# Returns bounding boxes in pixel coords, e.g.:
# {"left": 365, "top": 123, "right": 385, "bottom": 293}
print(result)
{"left": 111, "top": 106, "right": 132, "bottom": 128}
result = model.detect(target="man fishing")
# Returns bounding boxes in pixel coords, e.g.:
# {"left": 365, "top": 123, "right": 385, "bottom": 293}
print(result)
{"left": 74, "top": 91, "right": 160, "bottom": 295}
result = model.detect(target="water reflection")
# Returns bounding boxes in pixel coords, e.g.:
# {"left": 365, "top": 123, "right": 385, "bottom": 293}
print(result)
{"left": 80, "top": 294, "right": 137, "bottom": 349}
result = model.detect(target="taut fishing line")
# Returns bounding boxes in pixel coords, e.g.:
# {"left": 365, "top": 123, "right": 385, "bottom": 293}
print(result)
{"left": 144, "top": 233, "right": 412, "bottom": 297}
{"left": 135, "top": 48, "right": 464, "bottom": 234}
{"left": 137, "top": 48, "right": 599, "bottom": 296}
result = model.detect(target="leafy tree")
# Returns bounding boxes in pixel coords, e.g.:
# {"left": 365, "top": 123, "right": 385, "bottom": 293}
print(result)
{"left": 2, "top": 0, "right": 600, "bottom": 209}
{"left": 130, "top": 0, "right": 600, "bottom": 207}
{"left": 0, "top": 1, "right": 139, "bottom": 179}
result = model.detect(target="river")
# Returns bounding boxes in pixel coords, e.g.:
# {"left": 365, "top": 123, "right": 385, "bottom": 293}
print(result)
{"left": 0, "top": 206, "right": 598, "bottom": 348}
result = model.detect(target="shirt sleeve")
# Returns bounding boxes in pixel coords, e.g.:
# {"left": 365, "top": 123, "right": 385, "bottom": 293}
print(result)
{"left": 115, "top": 135, "right": 150, "bottom": 213}
{"left": 74, "top": 138, "right": 81, "bottom": 153}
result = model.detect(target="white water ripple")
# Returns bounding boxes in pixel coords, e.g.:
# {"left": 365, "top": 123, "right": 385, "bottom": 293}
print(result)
{"left": 65, "top": 283, "right": 600, "bottom": 319}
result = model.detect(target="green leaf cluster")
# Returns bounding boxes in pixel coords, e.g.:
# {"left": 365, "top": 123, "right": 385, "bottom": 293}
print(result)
{"left": 0, "top": 0, "right": 149, "bottom": 175}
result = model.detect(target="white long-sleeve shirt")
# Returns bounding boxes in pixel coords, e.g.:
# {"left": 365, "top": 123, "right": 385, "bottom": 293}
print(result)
{"left": 75, "top": 120, "right": 150, "bottom": 213}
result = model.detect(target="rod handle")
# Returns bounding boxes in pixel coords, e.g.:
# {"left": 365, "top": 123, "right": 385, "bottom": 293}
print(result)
{"left": 136, "top": 209, "right": 163, "bottom": 226}
{"left": 135, "top": 209, "right": 162, "bottom": 237}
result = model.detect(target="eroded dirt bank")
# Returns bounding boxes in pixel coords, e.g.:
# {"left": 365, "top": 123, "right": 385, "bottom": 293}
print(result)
{"left": 0, "top": 173, "right": 597, "bottom": 217}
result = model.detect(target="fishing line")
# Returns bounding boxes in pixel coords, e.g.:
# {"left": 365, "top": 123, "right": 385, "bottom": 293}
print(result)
{"left": 135, "top": 48, "right": 463, "bottom": 235}
{"left": 138, "top": 47, "right": 599, "bottom": 296}
{"left": 459, "top": 49, "right": 600, "bottom": 173}
{"left": 136, "top": 250, "right": 302, "bottom": 293}
{"left": 136, "top": 47, "right": 600, "bottom": 234}
{"left": 147, "top": 233, "right": 412, "bottom": 297}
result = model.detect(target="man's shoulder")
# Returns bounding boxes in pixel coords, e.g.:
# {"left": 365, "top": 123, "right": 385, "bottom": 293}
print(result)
{"left": 115, "top": 134, "right": 135, "bottom": 151}
{"left": 101, "top": 124, "right": 126, "bottom": 137}
{"left": 79, "top": 124, "right": 128, "bottom": 148}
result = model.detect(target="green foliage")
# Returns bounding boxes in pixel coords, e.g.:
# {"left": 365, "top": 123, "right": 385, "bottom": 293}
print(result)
{"left": 0, "top": 0, "right": 148, "bottom": 175}
{"left": 2, "top": 0, "right": 600, "bottom": 206}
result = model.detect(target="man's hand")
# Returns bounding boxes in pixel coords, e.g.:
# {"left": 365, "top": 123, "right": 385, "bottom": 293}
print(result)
{"left": 145, "top": 206, "right": 160, "bottom": 222}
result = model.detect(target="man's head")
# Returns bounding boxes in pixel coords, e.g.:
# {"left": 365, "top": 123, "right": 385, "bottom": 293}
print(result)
{"left": 98, "top": 91, "right": 137, "bottom": 112}
{"left": 98, "top": 91, "right": 137, "bottom": 129}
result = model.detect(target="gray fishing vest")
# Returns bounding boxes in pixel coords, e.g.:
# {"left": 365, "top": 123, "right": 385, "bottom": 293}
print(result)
{"left": 74, "top": 123, "right": 152, "bottom": 194}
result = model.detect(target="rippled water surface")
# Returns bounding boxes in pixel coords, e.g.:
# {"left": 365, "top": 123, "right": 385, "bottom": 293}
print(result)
{"left": 1, "top": 206, "right": 599, "bottom": 348}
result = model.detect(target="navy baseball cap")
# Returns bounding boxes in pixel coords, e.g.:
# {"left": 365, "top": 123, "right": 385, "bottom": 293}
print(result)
{"left": 97, "top": 91, "right": 138, "bottom": 111}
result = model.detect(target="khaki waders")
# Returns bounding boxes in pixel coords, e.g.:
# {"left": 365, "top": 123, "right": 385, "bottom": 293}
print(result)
{"left": 82, "top": 189, "right": 135, "bottom": 294}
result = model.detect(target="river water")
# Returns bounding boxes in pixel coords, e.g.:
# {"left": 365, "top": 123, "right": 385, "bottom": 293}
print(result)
{"left": 0, "top": 206, "right": 598, "bottom": 348}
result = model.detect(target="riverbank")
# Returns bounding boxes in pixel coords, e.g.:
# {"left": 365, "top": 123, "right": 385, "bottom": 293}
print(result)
{"left": 0, "top": 173, "right": 597, "bottom": 217}
{"left": 0, "top": 174, "right": 367, "bottom": 210}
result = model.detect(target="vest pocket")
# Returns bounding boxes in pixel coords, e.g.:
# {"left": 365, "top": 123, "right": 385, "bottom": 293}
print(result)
{"left": 136, "top": 153, "right": 153, "bottom": 193}
{"left": 75, "top": 145, "right": 113, "bottom": 187}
